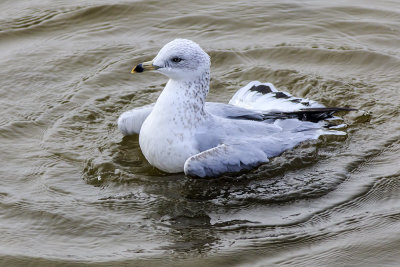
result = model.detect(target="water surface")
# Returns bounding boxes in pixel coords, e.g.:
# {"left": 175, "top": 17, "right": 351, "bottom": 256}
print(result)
{"left": 1, "top": 0, "right": 400, "bottom": 266}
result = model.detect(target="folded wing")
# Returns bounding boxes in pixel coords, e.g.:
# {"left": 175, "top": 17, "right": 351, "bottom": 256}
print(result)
{"left": 117, "top": 81, "right": 353, "bottom": 136}
{"left": 184, "top": 143, "right": 269, "bottom": 178}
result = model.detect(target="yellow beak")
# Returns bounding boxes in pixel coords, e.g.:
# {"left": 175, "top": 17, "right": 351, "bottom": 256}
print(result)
{"left": 131, "top": 61, "right": 159, "bottom": 73}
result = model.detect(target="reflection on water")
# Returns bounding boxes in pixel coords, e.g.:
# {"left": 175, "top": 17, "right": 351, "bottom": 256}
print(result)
{"left": 1, "top": 0, "right": 400, "bottom": 265}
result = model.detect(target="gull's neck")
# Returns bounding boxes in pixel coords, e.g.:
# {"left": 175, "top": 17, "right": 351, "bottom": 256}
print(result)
{"left": 151, "top": 71, "right": 210, "bottom": 127}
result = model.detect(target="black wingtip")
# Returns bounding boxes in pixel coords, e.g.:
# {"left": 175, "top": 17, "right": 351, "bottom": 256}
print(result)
{"left": 249, "top": 85, "right": 273, "bottom": 94}
{"left": 299, "top": 107, "right": 357, "bottom": 112}
{"left": 262, "top": 107, "right": 356, "bottom": 122}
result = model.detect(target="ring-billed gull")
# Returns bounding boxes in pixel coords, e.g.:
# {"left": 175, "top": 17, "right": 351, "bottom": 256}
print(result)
{"left": 118, "top": 39, "right": 353, "bottom": 178}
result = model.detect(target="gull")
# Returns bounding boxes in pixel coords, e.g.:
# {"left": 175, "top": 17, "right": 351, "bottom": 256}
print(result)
{"left": 118, "top": 39, "right": 353, "bottom": 178}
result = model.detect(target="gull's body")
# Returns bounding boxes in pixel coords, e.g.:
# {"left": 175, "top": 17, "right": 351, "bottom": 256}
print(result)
{"left": 118, "top": 39, "right": 349, "bottom": 177}
{"left": 139, "top": 77, "right": 210, "bottom": 173}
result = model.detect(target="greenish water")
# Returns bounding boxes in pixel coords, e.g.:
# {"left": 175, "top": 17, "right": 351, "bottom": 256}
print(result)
{"left": 1, "top": 0, "right": 400, "bottom": 266}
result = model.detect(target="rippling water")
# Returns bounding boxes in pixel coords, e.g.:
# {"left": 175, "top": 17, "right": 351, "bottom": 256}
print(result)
{"left": 1, "top": 0, "right": 400, "bottom": 265}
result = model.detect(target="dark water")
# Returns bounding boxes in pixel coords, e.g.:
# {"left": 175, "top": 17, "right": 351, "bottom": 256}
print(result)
{"left": 1, "top": 0, "right": 400, "bottom": 265}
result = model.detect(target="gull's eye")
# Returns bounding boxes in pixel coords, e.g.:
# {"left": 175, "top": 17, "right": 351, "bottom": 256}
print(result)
{"left": 171, "top": 57, "right": 182, "bottom": 63}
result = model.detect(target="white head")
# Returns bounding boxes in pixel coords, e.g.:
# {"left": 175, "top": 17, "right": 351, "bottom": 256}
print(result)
{"left": 132, "top": 39, "right": 210, "bottom": 81}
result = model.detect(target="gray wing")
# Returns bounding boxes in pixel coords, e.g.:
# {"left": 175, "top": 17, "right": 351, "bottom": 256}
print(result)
{"left": 205, "top": 102, "right": 264, "bottom": 120}
{"left": 184, "top": 115, "right": 330, "bottom": 178}
{"left": 117, "top": 102, "right": 264, "bottom": 136}
{"left": 183, "top": 143, "right": 269, "bottom": 178}
{"left": 117, "top": 80, "right": 345, "bottom": 136}
{"left": 117, "top": 103, "right": 154, "bottom": 135}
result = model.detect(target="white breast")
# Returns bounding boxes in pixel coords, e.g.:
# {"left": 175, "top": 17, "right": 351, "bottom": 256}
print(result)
{"left": 139, "top": 111, "right": 199, "bottom": 173}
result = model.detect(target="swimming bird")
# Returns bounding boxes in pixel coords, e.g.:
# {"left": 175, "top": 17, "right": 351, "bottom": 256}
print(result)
{"left": 118, "top": 39, "right": 352, "bottom": 178}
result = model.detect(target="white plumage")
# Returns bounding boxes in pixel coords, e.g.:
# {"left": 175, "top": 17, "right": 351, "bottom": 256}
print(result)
{"left": 118, "top": 39, "right": 346, "bottom": 177}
